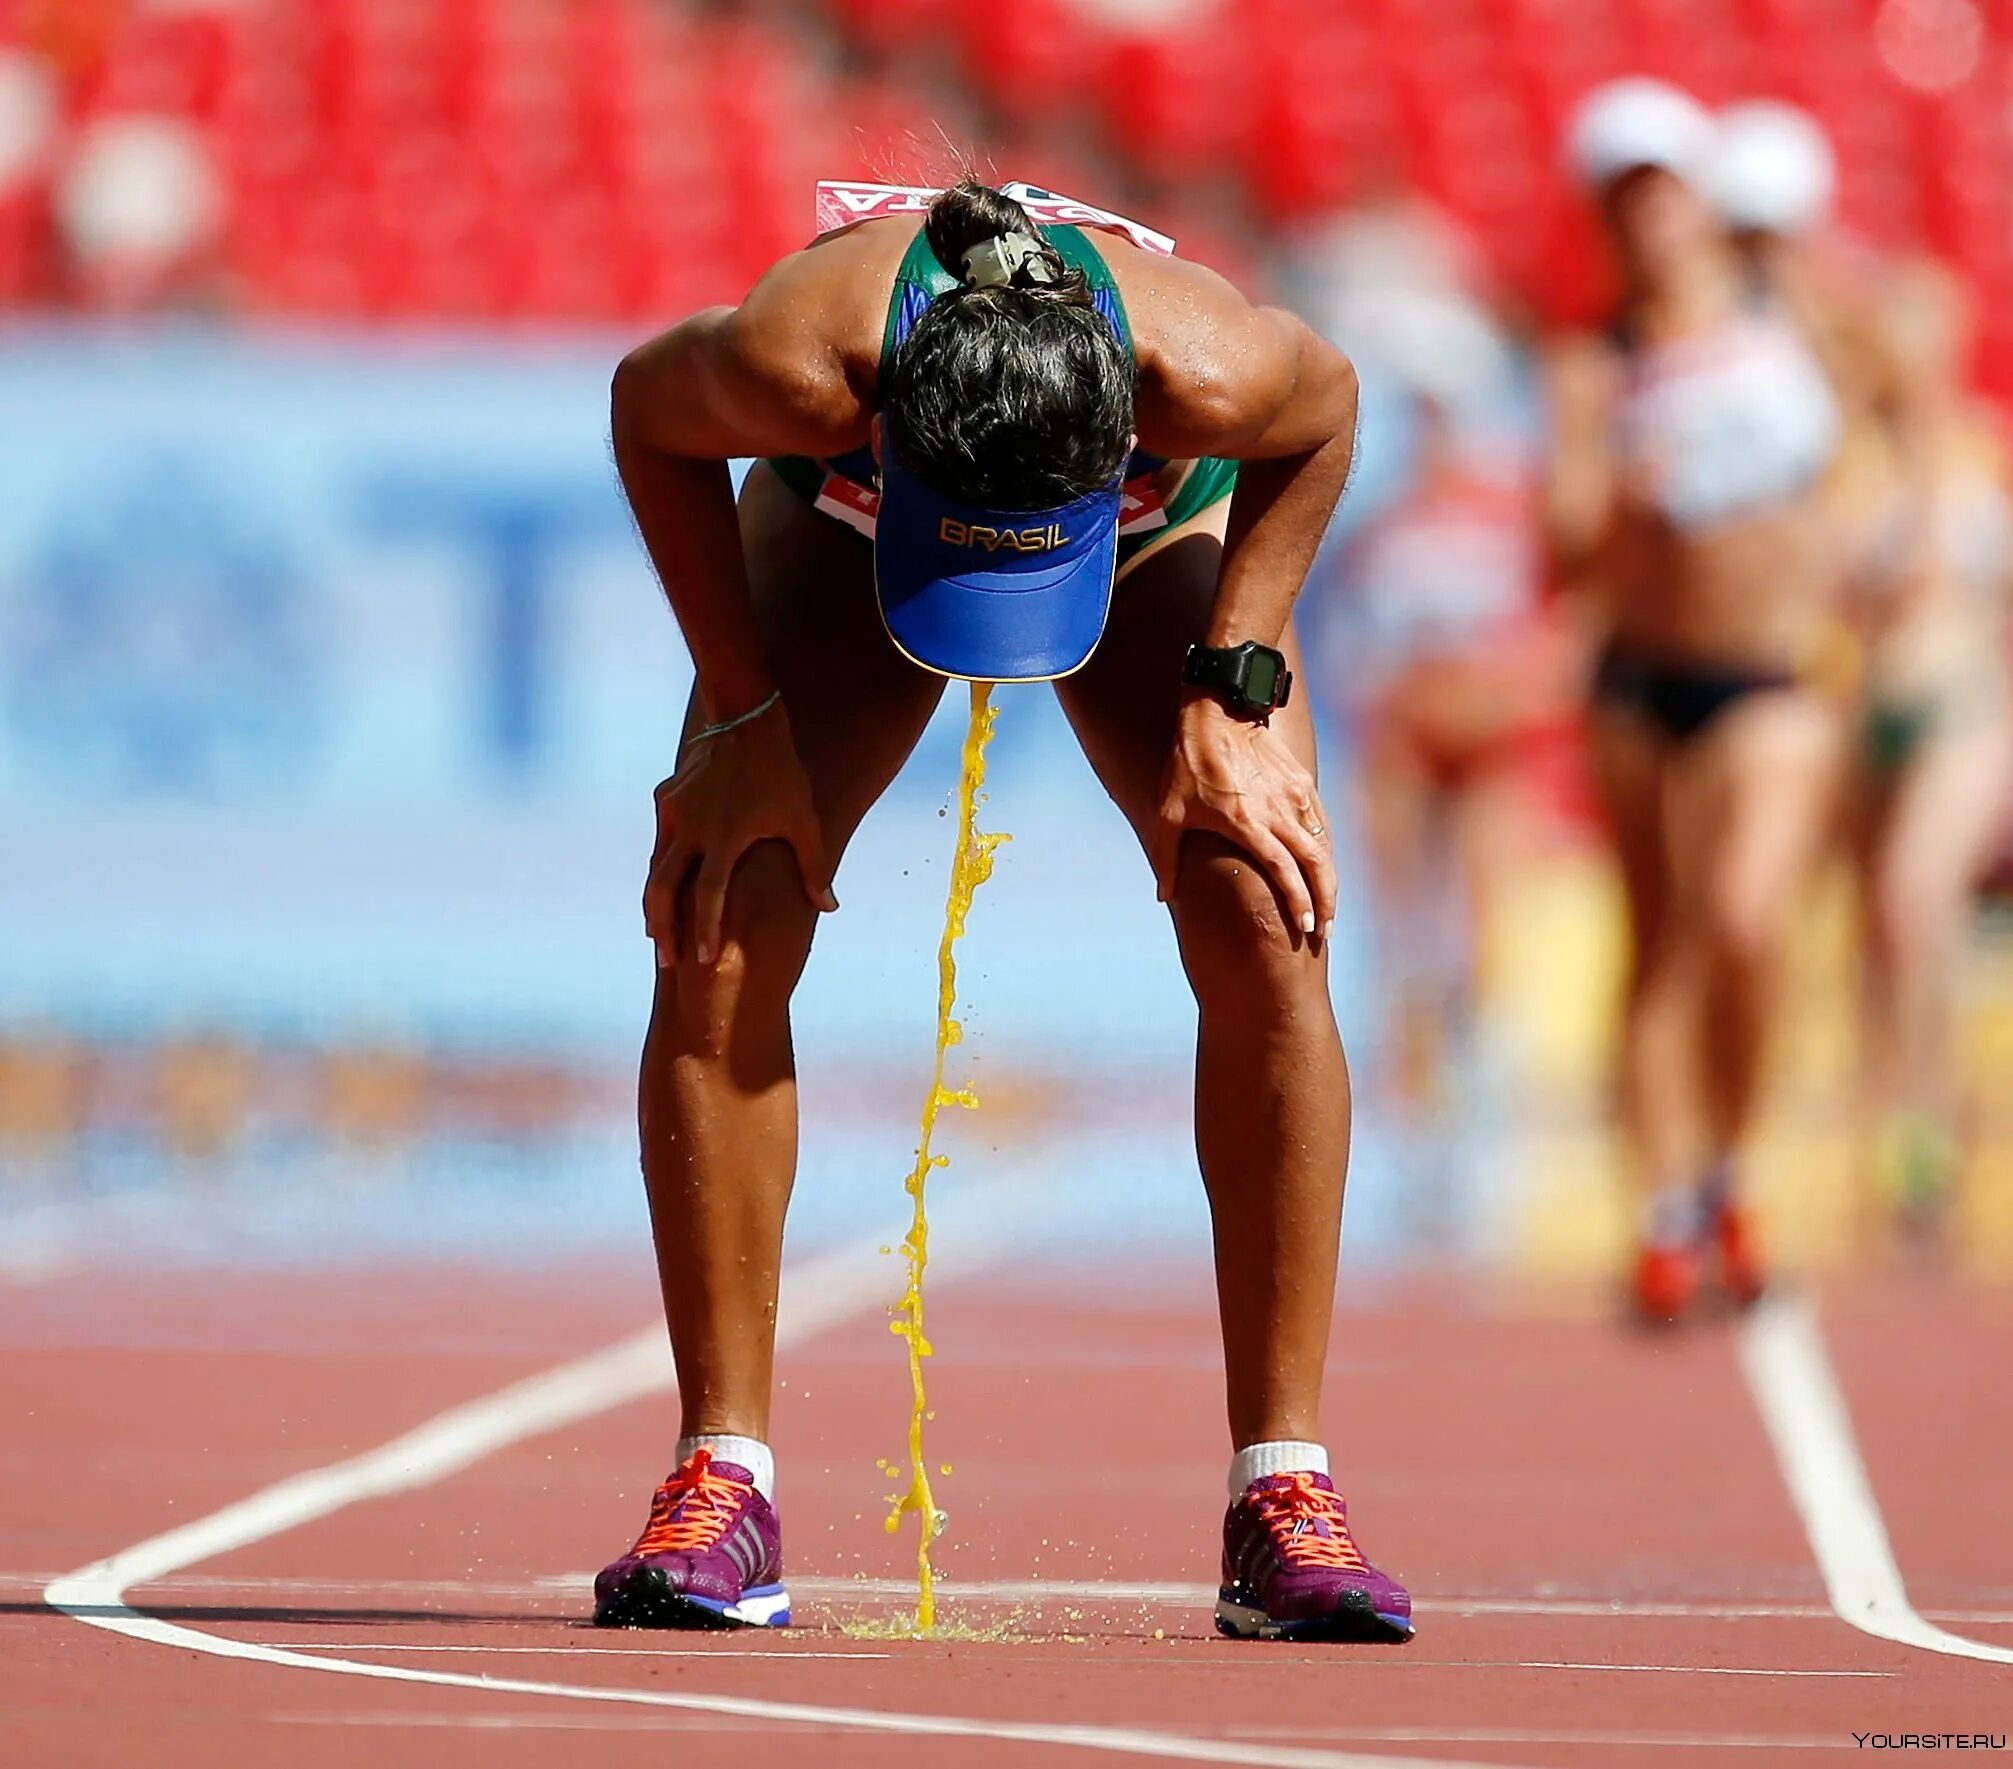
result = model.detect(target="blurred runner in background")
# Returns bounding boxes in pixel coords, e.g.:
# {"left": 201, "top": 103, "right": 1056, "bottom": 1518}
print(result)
{"left": 1848, "top": 267, "right": 2013, "bottom": 1221}
{"left": 1712, "top": 104, "right": 2013, "bottom": 1226}
{"left": 1319, "top": 392, "right": 1567, "bottom": 1153}
{"left": 1709, "top": 98, "right": 1901, "bottom": 552}
{"left": 1545, "top": 80, "right": 1849, "bottom": 1323}
{"left": 1290, "top": 178, "right": 1576, "bottom": 1244}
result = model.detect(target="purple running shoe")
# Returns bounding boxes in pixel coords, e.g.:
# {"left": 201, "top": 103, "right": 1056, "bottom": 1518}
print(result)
{"left": 1215, "top": 1470, "right": 1413, "bottom": 1642}
{"left": 594, "top": 1450, "right": 790, "bottom": 1629}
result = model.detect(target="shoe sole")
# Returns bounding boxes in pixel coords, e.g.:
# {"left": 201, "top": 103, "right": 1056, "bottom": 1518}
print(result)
{"left": 1717, "top": 1274, "right": 1768, "bottom": 1310}
{"left": 594, "top": 1569, "right": 791, "bottom": 1631}
{"left": 1715, "top": 1244, "right": 1768, "bottom": 1310}
{"left": 1213, "top": 1589, "right": 1414, "bottom": 1644}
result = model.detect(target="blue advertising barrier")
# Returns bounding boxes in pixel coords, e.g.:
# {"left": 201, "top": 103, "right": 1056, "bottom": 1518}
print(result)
{"left": 0, "top": 329, "right": 1427, "bottom": 1269}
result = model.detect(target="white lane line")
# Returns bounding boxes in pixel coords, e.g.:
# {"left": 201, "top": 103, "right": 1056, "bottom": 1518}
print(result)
{"left": 257, "top": 1641, "right": 1889, "bottom": 1679}
{"left": 46, "top": 1618, "right": 1521, "bottom": 1769}
{"left": 40, "top": 1569, "right": 2013, "bottom": 1626}
{"left": 49, "top": 1329, "right": 672, "bottom": 1595}
{"left": 270, "top": 1709, "right": 861, "bottom": 1731}
{"left": 282, "top": 1644, "right": 893, "bottom": 1660}
{"left": 1737, "top": 1292, "right": 2013, "bottom": 1667}
{"left": 42, "top": 1193, "right": 1009, "bottom": 1607}
{"left": 736, "top": 1577, "right": 1991, "bottom": 1630}
{"left": 1508, "top": 1660, "right": 1885, "bottom": 1678}
{"left": 42, "top": 1195, "right": 1508, "bottom": 1769}
{"left": 262, "top": 1711, "right": 1867, "bottom": 1751}
{"left": 264, "top": 1712, "right": 1861, "bottom": 1752}
{"left": 1232, "top": 1726, "right": 1852, "bottom": 1752}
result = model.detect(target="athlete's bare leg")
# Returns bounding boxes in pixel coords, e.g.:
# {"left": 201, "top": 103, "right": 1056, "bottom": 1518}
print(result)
{"left": 1356, "top": 726, "right": 1444, "bottom": 1103}
{"left": 642, "top": 466, "right": 944, "bottom": 1440}
{"left": 1671, "top": 693, "right": 1842, "bottom": 1160}
{"left": 1590, "top": 712, "right": 1705, "bottom": 1195}
{"left": 1449, "top": 762, "right": 1534, "bottom": 1012}
{"left": 1055, "top": 512, "right": 1346, "bottom": 1451}
{"left": 1860, "top": 705, "right": 2013, "bottom": 1124}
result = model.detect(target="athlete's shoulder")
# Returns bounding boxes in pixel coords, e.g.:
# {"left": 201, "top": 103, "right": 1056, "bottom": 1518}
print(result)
{"left": 614, "top": 222, "right": 916, "bottom": 458}
{"left": 1097, "top": 234, "right": 1264, "bottom": 367}
{"left": 725, "top": 221, "right": 908, "bottom": 399}
{"left": 1100, "top": 238, "right": 1352, "bottom": 457}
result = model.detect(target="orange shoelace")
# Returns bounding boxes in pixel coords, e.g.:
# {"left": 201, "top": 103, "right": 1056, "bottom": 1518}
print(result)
{"left": 1255, "top": 1473, "right": 1368, "bottom": 1572}
{"left": 630, "top": 1450, "right": 751, "bottom": 1556}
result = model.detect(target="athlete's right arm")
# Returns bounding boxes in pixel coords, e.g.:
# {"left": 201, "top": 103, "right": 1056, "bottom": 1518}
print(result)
{"left": 1542, "top": 334, "right": 1620, "bottom": 599}
{"left": 611, "top": 251, "right": 873, "bottom": 968}
{"left": 610, "top": 252, "right": 871, "bottom": 719}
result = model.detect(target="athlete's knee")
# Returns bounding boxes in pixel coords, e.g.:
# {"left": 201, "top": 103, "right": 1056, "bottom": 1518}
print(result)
{"left": 1170, "top": 834, "right": 1321, "bottom": 1014}
{"left": 1868, "top": 863, "right": 1920, "bottom": 959}
{"left": 1869, "top": 857, "right": 1961, "bottom": 972}
{"left": 1703, "top": 879, "right": 1789, "bottom": 979}
{"left": 659, "top": 841, "right": 818, "bottom": 1050}
{"left": 1623, "top": 910, "right": 1685, "bottom": 1002}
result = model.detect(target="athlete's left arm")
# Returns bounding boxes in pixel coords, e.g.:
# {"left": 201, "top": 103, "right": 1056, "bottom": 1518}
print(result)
{"left": 1128, "top": 258, "right": 1356, "bottom": 941}
{"left": 1131, "top": 257, "right": 1360, "bottom": 647}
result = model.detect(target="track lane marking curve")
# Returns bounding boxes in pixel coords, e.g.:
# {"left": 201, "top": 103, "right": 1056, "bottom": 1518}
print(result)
{"left": 1738, "top": 1293, "right": 2013, "bottom": 1668}
{"left": 44, "top": 1197, "right": 1511, "bottom": 1769}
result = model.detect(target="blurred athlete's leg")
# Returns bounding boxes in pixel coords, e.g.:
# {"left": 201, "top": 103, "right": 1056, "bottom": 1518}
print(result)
{"left": 1861, "top": 704, "right": 2013, "bottom": 1143}
{"left": 1589, "top": 713, "right": 1705, "bottom": 1205}
{"left": 1682, "top": 693, "right": 1843, "bottom": 1160}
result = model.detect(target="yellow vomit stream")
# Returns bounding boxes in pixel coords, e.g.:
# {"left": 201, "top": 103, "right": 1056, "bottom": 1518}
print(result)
{"left": 882, "top": 679, "right": 1010, "bottom": 1636}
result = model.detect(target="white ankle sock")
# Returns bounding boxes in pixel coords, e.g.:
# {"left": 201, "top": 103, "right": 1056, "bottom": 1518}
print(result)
{"left": 677, "top": 1435, "right": 774, "bottom": 1500}
{"left": 1644, "top": 1184, "right": 1702, "bottom": 1248}
{"left": 1228, "top": 1440, "right": 1329, "bottom": 1497}
{"left": 1696, "top": 1157, "right": 1734, "bottom": 1215}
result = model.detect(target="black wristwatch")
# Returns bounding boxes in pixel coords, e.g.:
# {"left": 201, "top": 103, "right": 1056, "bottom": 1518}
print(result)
{"left": 1181, "top": 641, "right": 1294, "bottom": 719}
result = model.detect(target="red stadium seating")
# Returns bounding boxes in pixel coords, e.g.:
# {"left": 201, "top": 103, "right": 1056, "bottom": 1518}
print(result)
{"left": 1, "top": 0, "right": 2007, "bottom": 389}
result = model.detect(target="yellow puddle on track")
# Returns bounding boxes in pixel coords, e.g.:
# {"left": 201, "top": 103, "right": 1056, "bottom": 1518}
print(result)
{"left": 836, "top": 1610, "right": 1064, "bottom": 1645}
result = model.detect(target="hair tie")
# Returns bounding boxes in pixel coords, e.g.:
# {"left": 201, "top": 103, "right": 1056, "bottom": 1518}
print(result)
{"left": 960, "top": 231, "right": 1058, "bottom": 290}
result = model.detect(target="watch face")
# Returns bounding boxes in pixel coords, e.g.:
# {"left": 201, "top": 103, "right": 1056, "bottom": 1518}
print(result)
{"left": 1243, "top": 648, "right": 1281, "bottom": 706}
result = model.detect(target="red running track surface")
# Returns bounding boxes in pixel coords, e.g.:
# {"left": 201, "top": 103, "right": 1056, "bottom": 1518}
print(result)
{"left": 3, "top": 1259, "right": 2009, "bottom": 1768}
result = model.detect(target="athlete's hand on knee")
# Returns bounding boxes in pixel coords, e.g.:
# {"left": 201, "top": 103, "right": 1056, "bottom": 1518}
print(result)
{"left": 645, "top": 700, "right": 837, "bottom": 970}
{"left": 1151, "top": 696, "right": 1337, "bottom": 944}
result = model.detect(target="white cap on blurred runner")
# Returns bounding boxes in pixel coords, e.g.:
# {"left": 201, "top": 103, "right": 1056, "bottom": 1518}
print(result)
{"left": 0, "top": 48, "right": 57, "bottom": 193}
{"left": 1566, "top": 78, "right": 1716, "bottom": 187}
{"left": 1709, "top": 100, "right": 1836, "bottom": 235}
{"left": 57, "top": 112, "right": 222, "bottom": 267}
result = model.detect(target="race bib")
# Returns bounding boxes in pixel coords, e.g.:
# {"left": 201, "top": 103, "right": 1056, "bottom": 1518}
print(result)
{"left": 1118, "top": 478, "right": 1168, "bottom": 536}
{"left": 815, "top": 180, "right": 1176, "bottom": 256}
{"left": 815, "top": 471, "right": 881, "bottom": 537}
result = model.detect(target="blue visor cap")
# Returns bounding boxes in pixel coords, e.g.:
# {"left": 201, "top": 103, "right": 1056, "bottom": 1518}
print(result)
{"left": 874, "top": 439, "right": 1122, "bottom": 683}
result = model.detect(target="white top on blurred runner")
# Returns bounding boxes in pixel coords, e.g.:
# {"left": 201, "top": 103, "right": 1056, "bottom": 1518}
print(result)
{"left": 815, "top": 180, "right": 1176, "bottom": 256}
{"left": 1616, "top": 311, "right": 1840, "bottom": 531}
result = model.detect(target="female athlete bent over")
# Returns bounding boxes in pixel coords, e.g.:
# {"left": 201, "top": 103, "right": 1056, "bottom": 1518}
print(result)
{"left": 592, "top": 178, "right": 1409, "bottom": 1643}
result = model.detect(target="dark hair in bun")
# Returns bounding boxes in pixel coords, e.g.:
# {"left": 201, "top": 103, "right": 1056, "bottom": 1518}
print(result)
{"left": 882, "top": 179, "right": 1134, "bottom": 510}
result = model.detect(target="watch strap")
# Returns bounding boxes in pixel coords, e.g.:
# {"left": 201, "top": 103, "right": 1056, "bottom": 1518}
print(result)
{"left": 1182, "top": 642, "right": 1292, "bottom": 715}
